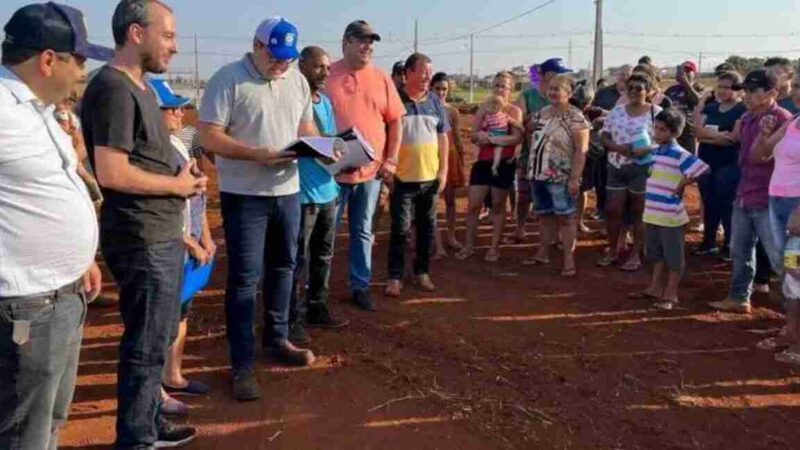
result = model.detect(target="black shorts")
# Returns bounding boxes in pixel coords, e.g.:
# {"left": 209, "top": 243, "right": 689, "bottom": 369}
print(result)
{"left": 607, "top": 163, "right": 650, "bottom": 195}
{"left": 470, "top": 159, "right": 515, "bottom": 190}
{"left": 645, "top": 224, "right": 685, "bottom": 272}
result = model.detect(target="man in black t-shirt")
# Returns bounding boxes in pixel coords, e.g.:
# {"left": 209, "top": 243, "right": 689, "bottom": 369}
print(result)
{"left": 80, "top": 1, "right": 204, "bottom": 448}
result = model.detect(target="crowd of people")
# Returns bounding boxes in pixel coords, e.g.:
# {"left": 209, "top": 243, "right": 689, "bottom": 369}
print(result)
{"left": 2, "top": 1, "right": 800, "bottom": 449}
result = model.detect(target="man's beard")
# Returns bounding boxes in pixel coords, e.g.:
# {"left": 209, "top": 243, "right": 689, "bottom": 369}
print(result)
{"left": 142, "top": 52, "right": 167, "bottom": 74}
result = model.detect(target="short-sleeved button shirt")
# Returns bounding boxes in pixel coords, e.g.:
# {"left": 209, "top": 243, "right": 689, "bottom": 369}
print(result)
{"left": 0, "top": 66, "right": 97, "bottom": 296}
{"left": 199, "top": 54, "right": 313, "bottom": 197}
{"left": 325, "top": 60, "right": 405, "bottom": 184}
{"left": 528, "top": 105, "right": 591, "bottom": 184}
{"left": 81, "top": 65, "right": 183, "bottom": 246}
{"left": 396, "top": 89, "right": 450, "bottom": 183}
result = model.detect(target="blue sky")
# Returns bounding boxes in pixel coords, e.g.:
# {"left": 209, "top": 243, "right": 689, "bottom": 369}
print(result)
{"left": 1, "top": 0, "right": 799, "bottom": 79}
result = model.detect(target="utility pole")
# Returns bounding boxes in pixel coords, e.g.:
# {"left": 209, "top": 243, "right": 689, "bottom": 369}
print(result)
{"left": 469, "top": 34, "right": 475, "bottom": 103}
{"left": 568, "top": 37, "right": 573, "bottom": 68}
{"left": 591, "top": 0, "right": 603, "bottom": 86}
{"left": 193, "top": 34, "right": 200, "bottom": 108}
{"left": 698, "top": 51, "right": 703, "bottom": 75}
{"left": 414, "top": 19, "right": 419, "bottom": 53}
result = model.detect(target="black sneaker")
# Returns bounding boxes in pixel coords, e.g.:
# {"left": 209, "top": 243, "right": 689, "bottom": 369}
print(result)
{"left": 265, "top": 339, "right": 315, "bottom": 366}
{"left": 693, "top": 244, "right": 719, "bottom": 256}
{"left": 307, "top": 304, "right": 350, "bottom": 328}
{"left": 719, "top": 246, "right": 732, "bottom": 262}
{"left": 352, "top": 289, "right": 375, "bottom": 311}
{"left": 231, "top": 369, "right": 261, "bottom": 402}
{"left": 155, "top": 416, "right": 196, "bottom": 448}
{"left": 288, "top": 320, "right": 311, "bottom": 345}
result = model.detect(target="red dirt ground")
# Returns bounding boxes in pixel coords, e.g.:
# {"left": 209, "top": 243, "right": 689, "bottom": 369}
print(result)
{"left": 60, "top": 115, "right": 800, "bottom": 449}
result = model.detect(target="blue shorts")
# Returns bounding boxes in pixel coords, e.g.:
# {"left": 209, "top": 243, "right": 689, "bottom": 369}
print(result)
{"left": 531, "top": 180, "right": 576, "bottom": 216}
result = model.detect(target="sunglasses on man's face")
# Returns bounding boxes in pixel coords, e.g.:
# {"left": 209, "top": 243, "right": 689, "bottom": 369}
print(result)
{"left": 744, "top": 84, "right": 765, "bottom": 94}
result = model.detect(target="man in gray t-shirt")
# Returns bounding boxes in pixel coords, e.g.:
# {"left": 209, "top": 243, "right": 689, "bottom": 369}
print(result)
{"left": 199, "top": 16, "right": 316, "bottom": 402}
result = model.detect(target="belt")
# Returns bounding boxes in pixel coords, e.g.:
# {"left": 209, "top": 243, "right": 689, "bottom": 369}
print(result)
{"left": 0, "top": 279, "right": 83, "bottom": 303}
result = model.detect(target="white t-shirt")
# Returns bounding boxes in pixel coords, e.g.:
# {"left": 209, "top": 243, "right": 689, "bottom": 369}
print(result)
{"left": 602, "top": 104, "right": 662, "bottom": 168}
{"left": 0, "top": 67, "right": 97, "bottom": 296}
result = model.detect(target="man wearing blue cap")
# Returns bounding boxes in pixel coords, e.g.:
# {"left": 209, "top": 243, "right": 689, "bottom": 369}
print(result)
{"left": 81, "top": 0, "right": 202, "bottom": 447}
{"left": 0, "top": 3, "right": 110, "bottom": 449}
{"left": 199, "top": 16, "right": 317, "bottom": 402}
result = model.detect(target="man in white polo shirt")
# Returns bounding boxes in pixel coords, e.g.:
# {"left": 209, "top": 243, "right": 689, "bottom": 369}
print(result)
{"left": 199, "top": 16, "right": 317, "bottom": 402}
{"left": 0, "top": 3, "right": 108, "bottom": 449}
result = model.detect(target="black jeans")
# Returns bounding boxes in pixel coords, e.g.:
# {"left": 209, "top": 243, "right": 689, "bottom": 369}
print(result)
{"left": 388, "top": 180, "right": 439, "bottom": 279}
{"left": 103, "top": 239, "right": 183, "bottom": 449}
{"left": 0, "top": 284, "right": 86, "bottom": 450}
{"left": 755, "top": 241, "right": 773, "bottom": 285}
{"left": 290, "top": 200, "right": 337, "bottom": 323}
{"left": 698, "top": 164, "right": 739, "bottom": 249}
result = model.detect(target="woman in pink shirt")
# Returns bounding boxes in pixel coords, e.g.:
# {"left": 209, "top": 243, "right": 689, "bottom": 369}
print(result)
{"left": 456, "top": 72, "right": 524, "bottom": 262}
{"left": 753, "top": 113, "right": 800, "bottom": 364}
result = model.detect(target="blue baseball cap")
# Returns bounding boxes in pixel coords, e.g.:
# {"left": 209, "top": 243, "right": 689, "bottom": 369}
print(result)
{"left": 255, "top": 17, "right": 300, "bottom": 61}
{"left": 540, "top": 58, "right": 573, "bottom": 75}
{"left": 148, "top": 78, "right": 191, "bottom": 109}
{"left": 3, "top": 2, "right": 113, "bottom": 61}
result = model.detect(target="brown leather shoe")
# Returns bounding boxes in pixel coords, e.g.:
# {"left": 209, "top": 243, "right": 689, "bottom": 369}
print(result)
{"left": 708, "top": 298, "right": 752, "bottom": 314}
{"left": 385, "top": 279, "right": 402, "bottom": 297}
{"left": 265, "top": 339, "right": 315, "bottom": 367}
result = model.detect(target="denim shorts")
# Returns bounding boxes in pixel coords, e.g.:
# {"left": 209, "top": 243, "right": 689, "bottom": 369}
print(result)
{"left": 769, "top": 196, "right": 800, "bottom": 254}
{"left": 531, "top": 180, "right": 576, "bottom": 216}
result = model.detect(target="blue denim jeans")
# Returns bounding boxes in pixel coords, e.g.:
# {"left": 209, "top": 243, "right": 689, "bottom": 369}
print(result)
{"left": 729, "top": 205, "right": 782, "bottom": 302}
{"left": 769, "top": 197, "right": 800, "bottom": 256}
{"left": 0, "top": 286, "right": 86, "bottom": 450}
{"left": 102, "top": 239, "right": 183, "bottom": 449}
{"left": 770, "top": 196, "right": 800, "bottom": 300}
{"left": 221, "top": 192, "right": 300, "bottom": 374}
{"left": 336, "top": 179, "right": 381, "bottom": 292}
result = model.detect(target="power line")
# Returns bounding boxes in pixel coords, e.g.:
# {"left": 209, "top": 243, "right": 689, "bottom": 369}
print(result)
{"left": 605, "top": 30, "right": 800, "bottom": 39}
{"left": 420, "top": 0, "right": 559, "bottom": 45}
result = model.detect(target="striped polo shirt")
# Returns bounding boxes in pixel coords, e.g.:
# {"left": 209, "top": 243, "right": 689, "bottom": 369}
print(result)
{"left": 644, "top": 141, "right": 709, "bottom": 227}
{"left": 396, "top": 89, "right": 450, "bottom": 183}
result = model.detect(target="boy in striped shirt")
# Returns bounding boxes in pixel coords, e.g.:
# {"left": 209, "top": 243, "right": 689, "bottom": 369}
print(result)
{"left": 635, "top": 109, "right": 708, "bottom": 310}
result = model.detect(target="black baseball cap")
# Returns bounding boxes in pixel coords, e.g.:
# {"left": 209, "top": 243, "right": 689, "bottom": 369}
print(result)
{"left": 344, "top": 20, "right": 381, "bottom": 42}
{"left": 392, "top": 60, "right": 405, "bottom": 76}
{"left": 3, "top": 2, "right": 113, "bottom": 62}
{"left": 744, "top": 69, "right": 779, "bottom": 91}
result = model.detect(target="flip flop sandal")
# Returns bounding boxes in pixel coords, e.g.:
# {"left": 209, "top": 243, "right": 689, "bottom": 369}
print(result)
{"left": 433, "top": 251, "right": 448, "bottom": 261}
{"left": 756, "top": 337, "right": 792, "bottom": 351}
{"left": 484, "top": 250, "right": 500, "bottom": 262}
{"left": 455, "top": 249, "right": 475, "bottom": 261}
{"left": 628, "top": 290, "right": 660, "bottom": 300}
{"left": 596, "top": 255, "right": 618, "bottom": 267}
{"left": 652, "top": 300, "right": 679, "bottom": 311}
{"left": 775, "top": 349, "right": 800, "bottom": 365}
{"left": 522, "top": 257, "right": 550, "bottom": 266}
{"left": 561, "top": 267, "right": 577, "bottom": 277}
{"left": 620, "top": 261, "right": 643, "bottom": 272}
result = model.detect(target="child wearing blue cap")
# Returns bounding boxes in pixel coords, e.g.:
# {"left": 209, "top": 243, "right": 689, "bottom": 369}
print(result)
{"left": 148, "top": 78, "right": 214, "bottom": 415}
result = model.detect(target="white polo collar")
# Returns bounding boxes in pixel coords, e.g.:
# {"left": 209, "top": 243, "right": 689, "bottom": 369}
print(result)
{"left": 0, "top": 65, "right": 39, "bottom": 105}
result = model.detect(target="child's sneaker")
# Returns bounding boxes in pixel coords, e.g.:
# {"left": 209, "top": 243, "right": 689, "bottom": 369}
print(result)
{"left": 415, "top": 274, "right": 435, "bottom": 292}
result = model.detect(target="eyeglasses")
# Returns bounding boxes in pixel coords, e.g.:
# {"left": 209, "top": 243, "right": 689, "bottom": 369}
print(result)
{"left": 627, "top": 84, "right": 646, "bottom": 92}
